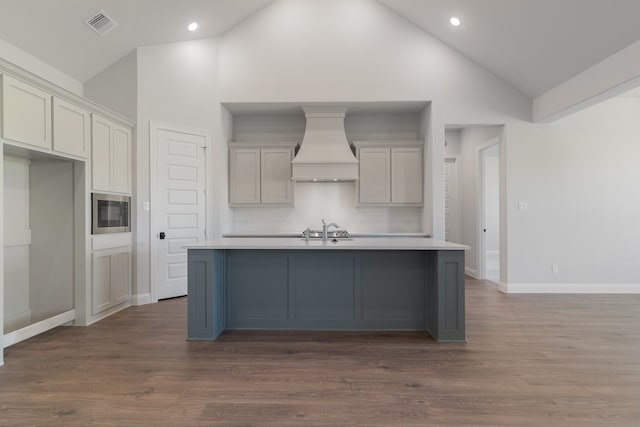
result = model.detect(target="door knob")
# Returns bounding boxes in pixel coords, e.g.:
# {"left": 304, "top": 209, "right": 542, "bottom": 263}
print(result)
{"left": 159, "top": 232, "right": 166, "bottom": 240}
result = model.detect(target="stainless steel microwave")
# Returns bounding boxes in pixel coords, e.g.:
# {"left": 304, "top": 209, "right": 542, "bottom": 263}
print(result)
{"left": 92, "top": 193, "right": 131, "bottom": 234}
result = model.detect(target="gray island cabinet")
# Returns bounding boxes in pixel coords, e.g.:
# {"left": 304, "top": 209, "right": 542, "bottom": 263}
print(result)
{"left": 186, "top": 238, "right": 467, "bottom": 342}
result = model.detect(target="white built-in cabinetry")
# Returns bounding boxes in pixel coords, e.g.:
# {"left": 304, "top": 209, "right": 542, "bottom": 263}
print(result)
{"left": 91, "top": 238, "right": 131, "bottom": 315}
{"left": 1, "top": 75, "right": 51, "bottom": 149}
{"left": 2, "top": 67, "right": 135, "bottom": 349}
{"left": 90, "top": 113, "right": 132, "bottom": 317}
{"left": 1, "top": 74, "right": 90, "bottom": 159}
{"left": 52, "top": 97, "right": 90, "bottom": 158}
{"left": 354, "top": 141, "right": 423, "bottom": 206}
{"left": 228, "top": 143, "right": 295, "bottom": 206}
{"left": 92, "top": 114, "right": 132, "bottom": 194}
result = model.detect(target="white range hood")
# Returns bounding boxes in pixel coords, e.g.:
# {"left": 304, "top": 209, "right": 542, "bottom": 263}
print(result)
{"left": 291, "top": 106, "right": 359, "bottom": 181}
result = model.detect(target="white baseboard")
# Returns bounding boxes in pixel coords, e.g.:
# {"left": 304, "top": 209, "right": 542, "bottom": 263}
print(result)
{"left": 465, "top": 267, "right": 479, "bottom": 279}
{"left": 4, "top": 309, "right": 32, "bottom": 332}
{"left": 504, "top": 283, "right": 640, "bottom": 294}
{"left": 132, "top": 292, "right": 152, "bottom": 306}
{"left": 4, "top": 309, "right": 75, "bottom": 348}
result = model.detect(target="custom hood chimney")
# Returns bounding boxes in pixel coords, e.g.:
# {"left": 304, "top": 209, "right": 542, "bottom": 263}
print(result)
{"left": 291, "top": 106, "right": 359, "bottom": 181}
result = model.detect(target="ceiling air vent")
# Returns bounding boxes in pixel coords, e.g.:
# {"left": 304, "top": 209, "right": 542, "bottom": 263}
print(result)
{"left": 85, "top": 10, "right": 118, "bottom": 36}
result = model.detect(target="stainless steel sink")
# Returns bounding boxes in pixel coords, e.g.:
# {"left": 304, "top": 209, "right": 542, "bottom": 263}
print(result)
{"left": 300, "top": 229, "right": 352, "bottom": 240}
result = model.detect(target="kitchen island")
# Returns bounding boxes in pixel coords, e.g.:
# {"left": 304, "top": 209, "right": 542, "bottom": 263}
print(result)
{"left": 186, "top": 238, "right": 467, "bottom": 342}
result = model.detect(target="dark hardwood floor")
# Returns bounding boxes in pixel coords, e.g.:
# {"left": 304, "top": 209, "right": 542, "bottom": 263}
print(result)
{"left": 1, "top": 278, "right": 640, "bottom": 426}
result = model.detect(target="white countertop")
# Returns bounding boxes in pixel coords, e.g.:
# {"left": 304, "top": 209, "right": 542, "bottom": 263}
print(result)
{"left": 185, "top": 237, "right": 468, "bottom": 251}
{"left": 222, "top": 232, "right": 430, "bottom": 238}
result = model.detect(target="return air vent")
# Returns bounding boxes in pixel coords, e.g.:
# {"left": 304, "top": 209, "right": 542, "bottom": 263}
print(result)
{"left": 85, "top": 10, "right": 118, "bottom": 36}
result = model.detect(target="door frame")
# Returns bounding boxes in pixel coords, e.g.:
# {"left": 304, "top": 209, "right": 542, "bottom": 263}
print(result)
{"left": 444, "top": 157, "right": 460, "bottom": 243}
{"left": 149, "top": 121, "right": 210, "bottom": 303}
{"left": 477, "top": 138, "right": 501, "bottom": 283}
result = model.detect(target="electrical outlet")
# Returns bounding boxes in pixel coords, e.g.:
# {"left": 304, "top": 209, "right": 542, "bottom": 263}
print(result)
{"left": 518, "top": 202, "right": 529, "bottom": 211}
{"left": 551, "top": 264, "right": 559, "bottom": 274}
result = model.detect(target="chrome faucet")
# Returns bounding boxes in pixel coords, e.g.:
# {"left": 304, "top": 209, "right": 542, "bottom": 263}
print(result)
{"left": 322, "top": 219, "right": 339, "bottom": 242}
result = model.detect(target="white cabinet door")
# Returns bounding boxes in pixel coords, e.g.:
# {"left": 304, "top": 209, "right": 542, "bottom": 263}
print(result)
{"left": 111, "top": 249, "right": 131, "bottom": 306}
{"left": 391, "top": 147, "right": 423, "bottom": 204}
{"left": 2, "top": 75, "right": 52, "bottom": 149}
{"left": 92, "top": 114, "right": 132, "bottom": 194}
{"left": 229, "top": 148, "right": 261, "bottom": 204}
{"left": 261, "top": 148, "right": 293, "bottom": 205}
{"left": 52, "top": 97, "right": 90, "bottom": 158}
{"left": 358, "top": 147, "right": 391, "bottom": 204}
{"left": 92, "top": 247, "right": 131, "bottom": 315}
{"left": 112, "top": 125, "right": 132, "bottom": 194}
{"left": 92, "top": 251, "right": 113, "bottom": 315}
{"left": 92, "top": 115, "right": 113, "bottom": 191}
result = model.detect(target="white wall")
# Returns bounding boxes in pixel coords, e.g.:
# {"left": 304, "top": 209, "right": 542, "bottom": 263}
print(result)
{"left": 0, "top": 38, "right": 83, "bottom": 95}
{"left": 218, "top": 0, "right": 531, "bottom": 240}
{"left": 136, "top": 38, "right": 222, "bottom": 299}
{"left": 445, "top": 129, "right": 461, "bottom": 158}
{"left": 29, "top": 160, "right": 74, "bottom": 321}
{"left": 218, "top": 0, "right": 530, "bottom": 122}
{"left": 84, "top": 50, "right": 138, "bottom": 122}
{"left": 506, "top": 96, "right": 640, "bottom": 290}
{"left": 3, "top": 156, "right": 31, "bottom": 333}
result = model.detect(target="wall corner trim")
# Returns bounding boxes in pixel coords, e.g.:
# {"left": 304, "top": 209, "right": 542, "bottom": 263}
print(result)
{"left": 132, "top": 293, "right": 153, "bottom": 306}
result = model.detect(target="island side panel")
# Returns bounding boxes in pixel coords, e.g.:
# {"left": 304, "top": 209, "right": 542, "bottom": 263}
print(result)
{"left": 224, "top": 250, "right": 427, "bottom": 331}
{"left": 226, "top": 250, "right": 290, "bottom": 329}
{"left": 187, "top": 249, "right": 225, "bottom": 340}
{"left": 432, "top": 250, "right": 466, "bottom": 342}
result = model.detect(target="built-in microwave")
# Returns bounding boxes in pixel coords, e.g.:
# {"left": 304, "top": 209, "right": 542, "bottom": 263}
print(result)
{"left": 92, "top": 193, "right": 131, "bottom": 234}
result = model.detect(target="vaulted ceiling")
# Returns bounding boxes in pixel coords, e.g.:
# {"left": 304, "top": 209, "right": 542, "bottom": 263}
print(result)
{"left": 1, "top": 0, "right": 639, "bottom": 98}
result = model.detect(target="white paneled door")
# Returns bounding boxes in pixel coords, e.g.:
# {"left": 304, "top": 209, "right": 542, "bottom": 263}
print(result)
{"left": 154, "top": 126, "right": 207, "bottom": 300}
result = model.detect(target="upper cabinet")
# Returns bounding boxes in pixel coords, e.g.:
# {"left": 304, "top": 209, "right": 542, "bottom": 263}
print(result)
{"left": 354, "top": 141, "right": 423, "bottom": 206}
{"left": 52, "top": 97, "right": 90, "bottom": 158}
{"left": 92, "top": 114, "right": 132, "bottom": 194}
{"left": 228, "top": 143, "right": 295, "bottom": 206}
{"left": 1, "top": 75, "right": 92, "bottom": 159}
{"left": 2, "top": 74, "right": 52, "bottom": 150}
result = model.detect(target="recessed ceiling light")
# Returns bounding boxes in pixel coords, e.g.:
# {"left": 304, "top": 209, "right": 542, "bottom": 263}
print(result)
{"left": 188, "top": 22, "right": 198, "bottom": 32}
{"left": 450, "top": 17, "right": 461, "bottom": 27}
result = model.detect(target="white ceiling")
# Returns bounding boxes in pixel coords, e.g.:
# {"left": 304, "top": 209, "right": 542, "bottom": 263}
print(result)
{"left": 1, "top": 0, "right": 639, "bottom": 98}
{"left": 378, "top": 0, "right": 640, "bottom": 97}
{"left": 0, "top": 0, "right": 272, "bottom": 82}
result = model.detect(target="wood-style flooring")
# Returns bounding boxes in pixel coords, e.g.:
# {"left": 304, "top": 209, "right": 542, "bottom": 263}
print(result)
{"left": 1, "top": 279, "right": 640, "bottom": 426}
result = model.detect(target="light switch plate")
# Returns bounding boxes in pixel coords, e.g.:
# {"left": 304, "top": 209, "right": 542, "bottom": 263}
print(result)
{"left": 518, "top": 202, "right": 529, "bottom": 211}
{"left": 143, "top": 201, "right": 150, "bottom": 211}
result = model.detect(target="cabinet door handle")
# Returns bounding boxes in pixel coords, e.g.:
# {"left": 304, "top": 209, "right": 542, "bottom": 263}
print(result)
{"left": 159, "top": 232, "right": 166, "bottom": 240}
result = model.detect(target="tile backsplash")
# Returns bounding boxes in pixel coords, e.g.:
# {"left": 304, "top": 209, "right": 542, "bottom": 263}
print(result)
{"left": 231, "top": 182, "right": 423, "bottom": 233}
